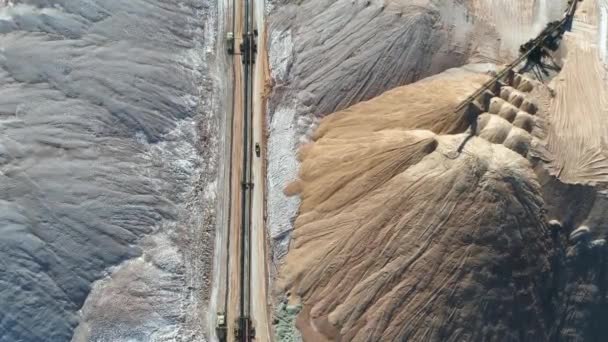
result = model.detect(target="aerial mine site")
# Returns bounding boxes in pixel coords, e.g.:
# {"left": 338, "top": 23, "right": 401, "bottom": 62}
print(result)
{"left": 2, "top": 0, "right": 608, "bottom": 341}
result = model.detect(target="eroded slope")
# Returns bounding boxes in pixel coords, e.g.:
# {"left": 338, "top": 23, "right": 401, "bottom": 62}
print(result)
{"left": 537, "top": 0, "right": 608, "bottom": 186}
{"left": 266, "top": 0, "right": 568, "bottom": 261}
{"left": 279, "top": 70, "right": 556, "bottom": 341}
{"left": 0, "top": 1, "right": 218, "bottom": 341}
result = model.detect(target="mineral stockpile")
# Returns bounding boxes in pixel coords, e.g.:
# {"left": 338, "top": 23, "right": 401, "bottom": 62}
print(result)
{"left": 279, "top": 62, "right": 608, "bottom": 340}
{"left": 279, "top": 70, "right": 558, "bottom": 341}
{"left": 273, "top": 0, "right": 608, "bottom": 336}
{"left": 0, "top": 1, "right": 218, "bottom": 341}
{"left": 537, "top": 0, "right": 608, "bottom": 186}
{"left": 266, "top": 0, "right": 568, "bottom": 260}
{"left": 266, "top": 1, "right": 608, "bottom": 340}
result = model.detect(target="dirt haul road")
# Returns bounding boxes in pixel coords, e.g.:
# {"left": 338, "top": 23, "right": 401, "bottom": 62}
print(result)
{"left": 227, "top": 0, "right": 244, "bottom": 338}
{"left": 250, "top": 2, "right": 272, "bottom": 342}
{"left": 210, "top": 0, "right": 245, "bottom": 339}
{"left": 211, "top": 0, "right": 271, "bottom": 340}
{"left": 208, "top": 0, "right": 234, "bottom": 340}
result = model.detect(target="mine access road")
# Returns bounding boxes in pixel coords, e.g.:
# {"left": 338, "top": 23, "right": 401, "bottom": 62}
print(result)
{"left": 214, "top": 0, "right": 270, "bottom": 341}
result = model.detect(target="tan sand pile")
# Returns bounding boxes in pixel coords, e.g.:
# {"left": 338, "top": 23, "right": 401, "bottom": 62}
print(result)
{"left": 313, "top": 71, "right": 489, "bottom": 140}
{"left": 285, "top": 130, "right": 437, "bottom": 214}
{"left": 279, "top": 70, "right": 556, "bottom": 341}
{"left": 267, "top": 0, "right": 567, "bottom": 263}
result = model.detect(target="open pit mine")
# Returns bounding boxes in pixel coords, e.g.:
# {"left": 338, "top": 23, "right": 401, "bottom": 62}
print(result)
{"left": 2, "top": 0, "right": 608, "bottom": 341}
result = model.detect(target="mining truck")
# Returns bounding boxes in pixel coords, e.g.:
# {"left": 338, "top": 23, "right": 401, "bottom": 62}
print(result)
{"left": 216, "top": 313, "right": 227, "bottom": 341}
{"left": 226, "top": 32, "right": 234, "bottom": 55}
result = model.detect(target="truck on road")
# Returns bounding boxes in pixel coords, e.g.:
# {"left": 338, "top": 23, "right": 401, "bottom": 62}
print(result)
{"left": 226, "top": 32, "right": 234, "bottom": 55}
{"left": 216, "top": 313, "right": 227, "bottom": 341}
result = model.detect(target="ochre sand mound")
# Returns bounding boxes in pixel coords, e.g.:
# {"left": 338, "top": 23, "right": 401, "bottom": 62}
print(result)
{"left": 279, "top": 70, "right": 556, "bottom": 341}
{"left": 312, "top": 71, "right": 489, "bottom": 140}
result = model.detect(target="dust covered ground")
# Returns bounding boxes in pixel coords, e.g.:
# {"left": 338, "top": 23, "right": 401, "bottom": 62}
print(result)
{"left": 0, "top": 1, "right": 224, "bottom": 341}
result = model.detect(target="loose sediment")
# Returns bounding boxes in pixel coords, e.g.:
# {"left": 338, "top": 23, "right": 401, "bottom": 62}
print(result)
{"left": 535, "top": 0, "right": 608, "bottom": 186}
{"left": 279, "top": 68, "right": 556, "bottom": 341}
{"left": 269, "top": 1, "right": 608, "bottom": 340}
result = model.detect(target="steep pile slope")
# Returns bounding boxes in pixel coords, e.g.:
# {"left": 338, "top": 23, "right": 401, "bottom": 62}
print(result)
{"left": 266, "top": 0, "right": 568, "bottom": 259}
{"left": 536, "top": 0, "right": 608, "bottom": 186}
{"left": 312, "top": 69, "right": 489, "bottom": 140}
{"left": 279, "top": 69, "right": 556, "bottom": 341}
{"left": 272, "top": 0, "right": 608, "bottom": 340}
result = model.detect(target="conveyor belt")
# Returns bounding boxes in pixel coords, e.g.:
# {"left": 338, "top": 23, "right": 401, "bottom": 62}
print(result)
{"left": 454, "top": 0, "right": 578, "bottom": 114}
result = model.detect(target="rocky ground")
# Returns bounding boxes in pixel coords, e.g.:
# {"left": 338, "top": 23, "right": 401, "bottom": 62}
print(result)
{"left": 0, "top": 1, "right": 223, "bottom": 341}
